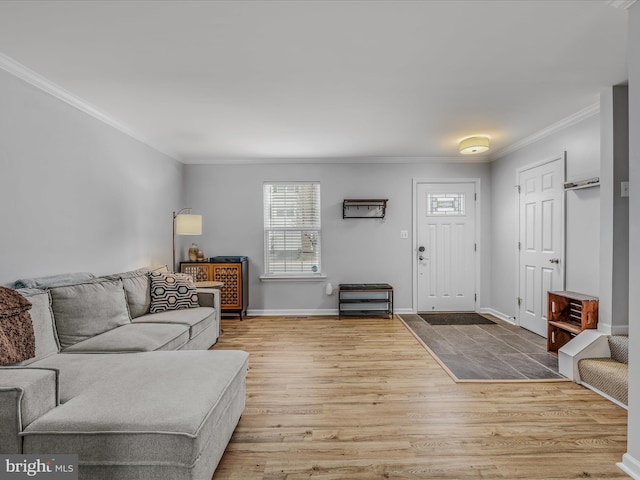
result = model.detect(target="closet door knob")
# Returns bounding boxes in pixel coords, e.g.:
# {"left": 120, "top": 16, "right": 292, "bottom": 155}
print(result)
{"left": 549, "top": 258, "right": 560, "bottom": 264}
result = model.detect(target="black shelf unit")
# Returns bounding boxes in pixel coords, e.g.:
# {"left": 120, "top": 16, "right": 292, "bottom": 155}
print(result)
{"left": 338, "top": 283, "right": 393, "bottom": 318}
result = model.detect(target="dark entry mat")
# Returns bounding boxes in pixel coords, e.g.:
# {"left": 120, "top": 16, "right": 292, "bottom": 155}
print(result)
{"left": 420, "top": 312, "right": 496, "bottom": 326}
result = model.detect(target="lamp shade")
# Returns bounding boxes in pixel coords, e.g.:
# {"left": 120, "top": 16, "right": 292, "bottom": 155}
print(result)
{"left": 175, "top": 214, "right": 202, "bottom": 235}
{"left": 459, "top": 136, "right": 490, "bottom": 155}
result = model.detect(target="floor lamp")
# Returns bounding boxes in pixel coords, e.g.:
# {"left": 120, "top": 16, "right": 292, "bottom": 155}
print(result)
{"left": 173, "top": 208, "right": 202, "bottom": 272}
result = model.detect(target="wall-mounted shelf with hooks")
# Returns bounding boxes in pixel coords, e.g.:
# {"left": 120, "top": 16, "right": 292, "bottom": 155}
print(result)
{"left": 563, "top": 177, "right": 600, "bottom": 191}
{"left": 343, "top": 199, "right": 388, "bottom": 219}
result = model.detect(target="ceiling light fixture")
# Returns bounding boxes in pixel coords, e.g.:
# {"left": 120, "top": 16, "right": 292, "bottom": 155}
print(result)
{"left": 459, "top": 136, "right": 490, "bottom": 155}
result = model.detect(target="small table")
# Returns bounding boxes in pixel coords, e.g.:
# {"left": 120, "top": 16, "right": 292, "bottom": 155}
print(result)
{"left": 195, "top": 281, "right": 226, "bottom": 336}
{"left": 338, "top": 283, "right": 394, "bottom": 319}
{"left": 194, "top": 281, "right": 224, "bottom": 289}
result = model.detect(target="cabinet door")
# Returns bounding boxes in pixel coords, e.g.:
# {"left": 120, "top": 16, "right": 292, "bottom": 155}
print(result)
{"left": 212, "top": 264, "right": 242, "bottom": 309}
{"left": 181, "top": 263, "right": 212, "bottom": 282}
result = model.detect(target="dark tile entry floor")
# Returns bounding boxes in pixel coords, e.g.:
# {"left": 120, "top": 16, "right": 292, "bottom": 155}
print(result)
{"left": 400, "top": 314, "right": 565, "bottom": 381}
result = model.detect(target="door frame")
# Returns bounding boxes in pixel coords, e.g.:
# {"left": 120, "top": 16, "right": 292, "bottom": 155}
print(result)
{"left": 514, "top": 153, "right": 566, "bottom": 328}
{"left": 412, "top": 178, "right": 481, "bottom": 314}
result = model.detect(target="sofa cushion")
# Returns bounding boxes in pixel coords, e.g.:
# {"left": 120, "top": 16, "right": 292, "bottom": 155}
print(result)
{"left": 50, "top": 279, "right": 131, "bottom": 350}
{"left": 29, "top": 353, "right": 135, "bottom": 402}
{"left": 61, "top": 323, "right": 190, "bottom": 353}
{"left": 149, "top": 272, "right": 199, "bottom": 313}
{"left": 122, "top": 274, "right": 151, "bottom": 319}
{"left": 17, "top": 289, "right": 59, "bottom": 365}
{"left": 114, "top": 265, "right": 168, "bottom": 319}
{"left": 132, "top": 307, "right": 214, "bottom": 339}
{"left": 23, "top": 351, "right": 249, "bottom": 477}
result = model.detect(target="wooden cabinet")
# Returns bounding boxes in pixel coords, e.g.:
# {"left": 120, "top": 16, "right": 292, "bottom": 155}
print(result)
{"left": 547, "top": 291, "right": 598, "bottom": 352}
{"left": 211, "top": 263, "right": 244, "bottom": 315}
{"left": 181, "top": 257, "right": 248, "bottom": 319}
{"left": 180, "top": 263, "right": 211, "bottom": 283}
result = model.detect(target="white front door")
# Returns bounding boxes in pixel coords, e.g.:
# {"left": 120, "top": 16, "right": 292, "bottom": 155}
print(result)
{"left": 518, "top": 155, "right": 565, "bottom": 336}
{"left": 416, "top": 182, "right": 476, "bottom": 312}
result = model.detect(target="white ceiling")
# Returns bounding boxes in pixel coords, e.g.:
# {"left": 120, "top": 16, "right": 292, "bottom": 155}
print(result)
{"left": 0, "top": 1, "right": 630, "bottom": 163}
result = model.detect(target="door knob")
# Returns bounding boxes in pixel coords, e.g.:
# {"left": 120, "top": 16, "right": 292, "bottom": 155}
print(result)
{"left": 549, "top": 258, "right": 560, "bottom": 264}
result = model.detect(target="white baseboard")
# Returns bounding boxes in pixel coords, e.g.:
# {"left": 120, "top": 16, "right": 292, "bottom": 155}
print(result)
{"left": 246, "top": 308, "right": 515, "bottom": 319}
{"left": 611, "top": 324, "right": 630, "bottom": 335}
{"left": 618, "top": 453, "right": 640, "bottom": 479}
{"left": 479, "top": 307, "right": 515, "bottom": 324}
{"left": 246, "top": 308, "right": 413, "bottom": 317}
{"left": 595, "top": 321, "right": 630, "bottom": 335}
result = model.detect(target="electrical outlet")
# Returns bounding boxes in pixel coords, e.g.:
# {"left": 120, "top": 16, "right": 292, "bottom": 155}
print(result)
{"left": 400, "top": 230, "right": 409, "bottom": 239}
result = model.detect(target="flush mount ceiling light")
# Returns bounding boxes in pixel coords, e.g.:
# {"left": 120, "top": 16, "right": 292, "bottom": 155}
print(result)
{"left": 459, "top": 136, "right": 490, "bottom": 155}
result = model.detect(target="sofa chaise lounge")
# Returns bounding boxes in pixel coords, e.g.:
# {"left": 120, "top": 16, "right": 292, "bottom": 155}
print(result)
{"left": 0, "top": 267, "right": 249, "bottom": 480}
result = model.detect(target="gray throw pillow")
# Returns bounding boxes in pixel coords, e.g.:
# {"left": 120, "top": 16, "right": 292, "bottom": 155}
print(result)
{"left": 50, "top": 279, "right": 131, "bottom": 350}
{"left": 118, "top": 265, "right": 168, "bottom": 319}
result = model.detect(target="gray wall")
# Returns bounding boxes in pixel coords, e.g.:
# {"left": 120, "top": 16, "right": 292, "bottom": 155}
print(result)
{"left": 624, "top": 2, "right": 640, "bottom": 476}
{"left": 0, "top": 68, "right": 184, "bottom": 285}
{"left": 490, "top": 114, "right": 601, "bottom": 318}
{"left": 599, "top": 86, "right": 629, "bottom": 335}
{"left": 184, "top": 161, "right": 491, "bottom": 313}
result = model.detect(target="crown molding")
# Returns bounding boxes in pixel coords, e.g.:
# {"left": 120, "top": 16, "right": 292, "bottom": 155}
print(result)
{"left": 606, "top": 0, "right": 637, "bottom": 9}
{"left": 489, "top": 103, "right": 600, "bottom": 161}
{"left": 0, "top": 52, "right": 180, "bottom": 162}
{"left": 184, "top": 155, "right": 491, "bottom": 165}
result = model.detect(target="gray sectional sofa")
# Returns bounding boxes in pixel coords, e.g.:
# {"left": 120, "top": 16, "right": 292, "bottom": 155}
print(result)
{"left": 0, "top": 267, "right": 249, "bottom": 480}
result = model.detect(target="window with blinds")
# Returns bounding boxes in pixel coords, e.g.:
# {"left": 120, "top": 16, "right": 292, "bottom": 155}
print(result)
{"left": 263, "top": 182, "right": 321, "bottom": 275}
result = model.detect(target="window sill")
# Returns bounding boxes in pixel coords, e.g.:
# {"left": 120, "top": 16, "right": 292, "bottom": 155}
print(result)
{"left": 260, "top": 274, "right": 327, "bottom": 282}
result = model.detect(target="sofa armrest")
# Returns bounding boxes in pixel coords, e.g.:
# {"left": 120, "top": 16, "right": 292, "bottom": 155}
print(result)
{"left": 0, "top": 367, "right": 59, "bottom": 453}
{"left": 197, "top": 289, "right": 220, "bottom": 314}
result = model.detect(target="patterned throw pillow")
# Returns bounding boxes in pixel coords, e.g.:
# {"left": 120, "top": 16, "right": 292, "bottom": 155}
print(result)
{"left": 149, "top": 272, "right": 199, "bottom": 313}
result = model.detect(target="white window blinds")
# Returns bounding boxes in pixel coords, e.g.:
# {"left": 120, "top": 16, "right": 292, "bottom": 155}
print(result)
{"left": 263, "top": 182, "right": 321, "bottom": 275}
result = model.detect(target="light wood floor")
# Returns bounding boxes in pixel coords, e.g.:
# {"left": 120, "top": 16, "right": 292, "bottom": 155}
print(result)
{"left": 211, "top": 315, "right": 628, "bottom": 479}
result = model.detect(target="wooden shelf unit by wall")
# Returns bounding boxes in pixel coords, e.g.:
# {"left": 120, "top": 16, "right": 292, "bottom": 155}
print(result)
{"left": 547, "top": 291, "right": 598, "bottom": 352}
